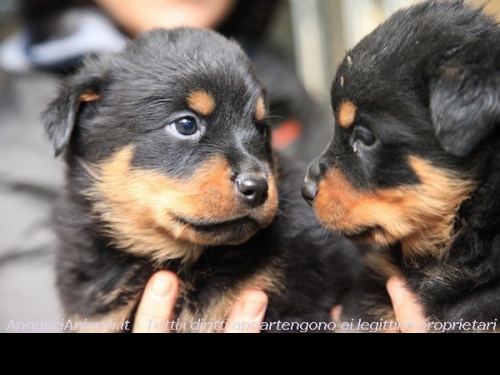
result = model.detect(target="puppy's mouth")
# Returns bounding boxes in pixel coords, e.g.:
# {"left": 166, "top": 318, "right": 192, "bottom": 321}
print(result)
{"left": 176, "top": 216, "right": 261, "bottom": 245}
{"left": 343, "top": 226, "right": 383, "bottom": 242}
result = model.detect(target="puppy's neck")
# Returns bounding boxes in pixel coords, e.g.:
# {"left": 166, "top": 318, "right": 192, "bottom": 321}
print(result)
{"left": 458, "top": 138, "right": 500, "bottom": 236}
{"left": 398, "top": 159, "right": 476, "bottom": 263}
{"left": 400, "top": 138, "right": 500, "bottom": 265}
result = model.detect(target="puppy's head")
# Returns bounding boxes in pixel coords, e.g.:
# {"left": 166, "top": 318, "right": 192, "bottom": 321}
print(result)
{"left": 43, "top": 28, "right": 278, "bottom": 263}
{"left": 303, "top": 1, "right": 499, "bottom": 258}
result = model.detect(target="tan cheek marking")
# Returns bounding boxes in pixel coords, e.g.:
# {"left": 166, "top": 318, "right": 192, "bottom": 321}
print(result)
{"left": 98, "top": 147, "right": 238, "bottom": 223}
{"left": 313, "top": 168, "right": 404, "bottom": 238}
{"left": 255, "top": 96, "right": 266, "bottom": 122}
{"left": 187, "top": 90, "right": 216, "bottom": 116}
{"left": 338, "top": 101, "right": 356, "bottom": 128}
{"left": 314, "top": 159, "right": 475, "bottom": 260}
{"left": 86, "top": 146, "right": 279, "bottom": 263}
{"left": 80, "top": 90, "right": 100, "bottom": 102}
{"left": 85, "top": 146, "right": 205, "bottom": 264}
{"left": 312, "top": 166, "right": 425, "bottom": 245}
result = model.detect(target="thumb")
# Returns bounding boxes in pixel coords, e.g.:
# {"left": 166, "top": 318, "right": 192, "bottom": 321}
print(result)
{"left": 387, "top": 276, "right": 428, "bottom": 333}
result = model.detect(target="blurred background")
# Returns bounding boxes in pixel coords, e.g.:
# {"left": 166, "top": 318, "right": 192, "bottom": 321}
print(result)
{"left": 279, "top": 0, "right": 500, "bottom": 108}
{"left": 2, "top": 0, "right": 500, "bottom": 110}
{"left": 1, "top": 0, "right": 499, "bottom": 333}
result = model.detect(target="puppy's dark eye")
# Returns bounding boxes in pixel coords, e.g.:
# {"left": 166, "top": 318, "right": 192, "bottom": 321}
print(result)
{"left": 255, "top": 122, "right": 269, "bottom": 139}
{"left": 352, "top": 126, "right": 377, "bottom": 151}
{"left": 167, "top": 116, "right": 200, "bottom": 139}
{"left": 170, "top": 116, "right": 199, "bottom": 137}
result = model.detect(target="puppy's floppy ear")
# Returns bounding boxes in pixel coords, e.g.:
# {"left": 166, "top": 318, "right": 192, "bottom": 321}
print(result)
{"left": 43, "top": 75, "right": 103, "bottom": 157}
{"left": 430, "top": 64, "right": 500, "bottom": 157}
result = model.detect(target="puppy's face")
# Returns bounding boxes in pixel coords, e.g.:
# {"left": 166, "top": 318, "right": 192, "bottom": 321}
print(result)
{"left": 303, "top": 1, "right": 499, "bottom": 256}
{"left": 44, "top": 29, "right": 278, "bottom": 260}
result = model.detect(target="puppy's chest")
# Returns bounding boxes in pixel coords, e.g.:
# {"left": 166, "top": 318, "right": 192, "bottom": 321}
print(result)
{"left": 175, "top": 280, "right": 236, "bottom": 333}
{"left": 172, "top": 264, "right": 283, "bottom": 333}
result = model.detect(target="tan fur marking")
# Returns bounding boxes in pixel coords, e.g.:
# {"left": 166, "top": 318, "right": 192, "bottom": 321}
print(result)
{"left": 314, "top": 156, "right": 476, "bottom": 260}
{"left": 187, "top": 90, "right": 216, "bottom": 116}
{"left": 365, "top": 247, "right": 400, "bottom": 280}
{"left": 363, "top": 306, "right": 399, "bottom": 333}
{"left": 255, "top": 96, "right": 266, "bottom": 122}
{"left": 346, "top": 55, "right": 353, "bottom": 66}
{"left": 332, "top": 303, "right": 398, "bottom": 333}
{"left": 80, "top": 90, "right": 100, "bottom": 102}
{"left": 338, "top": 101, "right": 356, "bottom": 128}
{"left": 177, "top": 265, "right": 283, "bottom": 333}
{"left": 96, "top": 268, "right": 144, "bottom": 306}
{"left": 85, "top": 146, "right": 278, "bottom": 265}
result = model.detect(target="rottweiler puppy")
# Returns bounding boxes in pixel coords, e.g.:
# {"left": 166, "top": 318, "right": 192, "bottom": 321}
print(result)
{"left": 303, "top": 0, "right": 500, "bottom": 332}
{"left": 43, "top": 28, "right": 361, "bottom": 333}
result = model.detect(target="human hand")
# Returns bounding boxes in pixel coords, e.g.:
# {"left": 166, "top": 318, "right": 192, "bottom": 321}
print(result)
{"left": 132, "top": 270, "right": 267, "bottom": 333}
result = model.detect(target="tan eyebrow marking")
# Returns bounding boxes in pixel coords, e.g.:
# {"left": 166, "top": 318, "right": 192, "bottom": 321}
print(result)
{"left": 338, "top": 101, "right": 356, "bottom": 129}
{"left": 187, "top": 90, "right": 216, "bottom": 116}
{"left": 255, "top": 96, "right": 266, "bottom": 122}
{"left": 80, "top": 90, "right": 100, "bottom": 102}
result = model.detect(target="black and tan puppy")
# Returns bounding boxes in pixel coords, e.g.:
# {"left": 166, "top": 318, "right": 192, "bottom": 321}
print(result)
{"left": 43, "top": 28, "right": 360, "bottom": 333}
{"left": 303, "top": 0, "right": 500, "bottom": 332}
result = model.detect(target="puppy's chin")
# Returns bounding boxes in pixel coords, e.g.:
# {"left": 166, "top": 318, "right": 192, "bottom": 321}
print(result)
{"left": 320, "top": 222, "right": 396, "bottom": 245}
{"left": 342, "top": 226, "right": 381, "bottom": 243}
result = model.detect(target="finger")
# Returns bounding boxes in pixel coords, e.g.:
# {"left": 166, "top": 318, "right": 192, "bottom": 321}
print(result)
{"left": 331, "top": 305, "right": 343, "bottom": 323}
{"left": 224, "top": 290, "right": 268, "bottom": 333}
{"left": 133, "top": 271, "right": 179, "bottom": 333}
{"left": 387, "top": 276, "right": 427, "bottom": 333}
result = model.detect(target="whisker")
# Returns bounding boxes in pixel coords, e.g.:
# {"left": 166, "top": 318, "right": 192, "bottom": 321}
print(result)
{"left": 275, "top": 209, "right": 287, "bottom": 219}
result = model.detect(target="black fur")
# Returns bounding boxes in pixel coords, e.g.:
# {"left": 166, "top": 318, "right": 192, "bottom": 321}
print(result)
{"left": 43, "top": 28, "right": 361, "bottom": 333}
{"left": 304, "top": 0, "right": 500, "bottom": 331}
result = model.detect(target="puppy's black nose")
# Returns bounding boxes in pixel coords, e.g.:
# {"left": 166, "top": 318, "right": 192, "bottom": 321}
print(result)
{"left": 236, "top": 175, "right": 269, "bottom": 207}
{"left": 301, "top": 181, "right": 318, "bottom": 206}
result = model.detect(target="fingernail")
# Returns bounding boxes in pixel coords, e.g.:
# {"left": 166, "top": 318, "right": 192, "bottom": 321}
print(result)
{"left": 243, "top": 298, "right": 267, "bottom": 318}
{"left": 152, "top": 275, "right": 172, "bottom": 298}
